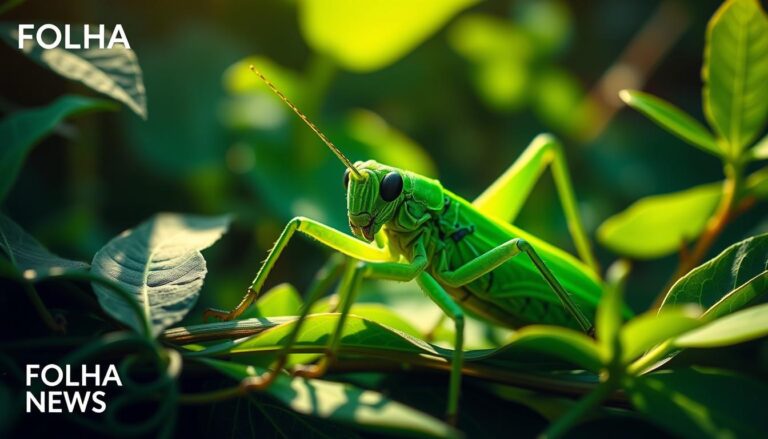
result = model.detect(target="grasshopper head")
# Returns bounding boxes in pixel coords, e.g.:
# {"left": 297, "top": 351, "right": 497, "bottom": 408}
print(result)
{"left": 345, "top": 160, "right": 405, "bottom": 242}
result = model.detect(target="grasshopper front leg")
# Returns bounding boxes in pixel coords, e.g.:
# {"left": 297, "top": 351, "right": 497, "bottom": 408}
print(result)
{"left": 203, "top": 217, "right": 428, "bottom": 386}
{"left": 204, "top": 216, "right": 394, "bottom": 321}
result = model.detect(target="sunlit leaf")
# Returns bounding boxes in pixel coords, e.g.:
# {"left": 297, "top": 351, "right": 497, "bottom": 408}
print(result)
{"left": 750, "top": 133, "right": 768, "bottom": 160}
{"left": 189, "top": 313, "right": 438, "bottom": 359}
{"left": 515, "top": 0, "right": 572, "bottom": 55}
{"left": 662, "top": 233, "right": 768, "bottom": 319}
{"left": 499, "top": 326, "right": 602, "bottom": 372}
{"left": 0, "top": 95, "right": 113, "bottom": 203}
{"left": 346, "top": 303, "right": 422, "bottom": 338}
{"left": 246, "top": 283, "right": 303, "bottom": 319}
{"left": 626, "top": 368, "right": 768, "bottom": 439}
{"left": 91, "top": 213, "right": 231, "bottom": 336}
{"left": 620, "top": 306, "right": 702, "bottom": 362}
{"left": 0, "top": 214, "right": 89, "bottom": 278}
{"left": 597, "top": 183, "right": 721, "bottom": 259}
{"left": 299, "top": 0, "right": 478, "bottom": 72}
{"left": 199, "top": 358, "right": 460, "bottom": 438}
{"left": 620, "top": 90, "right": 720, "bottom": 157}
{"left": 675, "top": 303, "right": 768, "bottom": 348}
{"left": 0, "top": 23, "right": 147, "bottom": 118}
{"left": 703, "top": 0, "right": 768, "bottom": 155}
{"left": 191, "top": 314, "right": 603, "bottom": 372}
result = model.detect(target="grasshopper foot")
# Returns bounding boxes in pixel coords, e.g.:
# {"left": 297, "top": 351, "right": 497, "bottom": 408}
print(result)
{"left": 292, "top": 354, "right": 332, "bottom": 379}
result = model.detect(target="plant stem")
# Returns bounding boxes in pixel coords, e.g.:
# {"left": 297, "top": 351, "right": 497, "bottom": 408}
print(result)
{"left": 655, "top": 161, "right": 744, "bottom": 308}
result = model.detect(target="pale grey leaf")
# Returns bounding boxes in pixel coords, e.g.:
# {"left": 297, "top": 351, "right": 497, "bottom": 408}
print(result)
{"left": 91, "top": 213, "right": 231, "bottom": 336}
{"left": 0, "top": 214, "right": 89, "bottom": 278}
{"left": 0, "top": 23, "right": 147, "bottom": 118}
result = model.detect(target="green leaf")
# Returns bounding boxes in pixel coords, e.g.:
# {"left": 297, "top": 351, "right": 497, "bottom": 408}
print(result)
{"left": 189, "top": 313, "right": 603, "bottom": 372}
{"left": 675, "top": 303, "right": 768, "bottom": 348}
{"left": 189, "top": 313, "right": 438, "bottom": 359}
{"left": 246, "top": 283, "right": 303, "bottom": 319}
{"left": 703, "top": 0, "right": 768, "bottom": 155}
{"left": 501, "top": 326, "right": 603, "bottom": 372}
{"left": 199, "top": 358, "right": 460, "bottom": 438}
{"left": 0, "top": 214, "right": 88, "bottom": 278}
{"left": 626, "top": 368, "right": 768, "bottom": 439}
{"left": 745, "top": 166, "right": 768, "bottom": 199}
{"left": 0, "top": 95, "right": 113, "bottom": 203}
{"left": 619, "top": 90, "right": 720, "bottom": 156}
{"left": 299, "top": 0, "right": 478, "bottom": 72}
{"left": 662, "top": 233, "right": 768, "bottom": 320}
{"left": 597, "top": 183, "right": 722, "bottom": 259}
{"left": 91, "top": 213, "right": 231, "bottom": 337}
{"left": 749, "top": 132, "right": 768, "bottom": 160}
{"left": 346, "top": 303, "right": 422, "bottom": 338}
{"left": 0, "top": 23, "right": 147, "bottom": 118}
{"left": 620, "top": 306, "right": 702, "bottom": 363}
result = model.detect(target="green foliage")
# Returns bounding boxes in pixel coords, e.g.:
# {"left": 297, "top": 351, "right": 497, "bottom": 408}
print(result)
{"left": 662, "top": 233, "right": 768, "bottom": 318}
{"left": 3, "top": 1, "right": 768, "bottom": 438}
{"left": 626, "top": 368, "right": 768, "bottom": 439}
{"left": 619, "top": 90, "right": 720, "bottom": 157}
{"left": 619, "top": 307, "right": 701, "bottom": 363}
{"left": 0, "top": 23, "right": 147, "bottom": 118}
{"left": 199, "top": 358, "right": 460, "bottom": 438}
{"left": 598, "top": 183, "right": 721, "bottom": 259}
{"left": 0, "top": 213, "right": 88, "bottom": 275}
{"left": 299, "top": 0, "right": 478, "bottom": 72}
{"left": 0, "top": 95, "right": 113, "bottom": 203}
{"left": 448, "top": 4, "right": 588, "bottom": 134}
{"left": 222, "top": 55, "right": 437, "bottom": 229}
{"left": 676, "top": 303, "right": 768, "bottom": 348}
{"left": 602, "top": 0, "right": 768, "bottom": 259}
{"left": 703, "top": 0, "right": 768, "bottom": 156}
{"left": 91, "top": 213, "right": 231, "bottom": 337}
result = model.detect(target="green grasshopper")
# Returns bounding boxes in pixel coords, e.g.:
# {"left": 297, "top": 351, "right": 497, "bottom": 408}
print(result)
{"left": 206, "top": 66, "right": 604, "bottom": 422}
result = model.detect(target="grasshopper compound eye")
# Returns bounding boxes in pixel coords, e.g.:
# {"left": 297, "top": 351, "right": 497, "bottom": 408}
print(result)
{"left": 343, "top": 168, "right": 351, "bottom": 188}
{"left": 379, "top": 172, "right": 403, "bottom": 202}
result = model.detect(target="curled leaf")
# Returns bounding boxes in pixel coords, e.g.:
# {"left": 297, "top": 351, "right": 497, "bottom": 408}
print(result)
{"left": 662, "top": 233, "right": 768, "bottom": 319}
{"left": 1, "top": 23, "right": 147, "bottom": 118}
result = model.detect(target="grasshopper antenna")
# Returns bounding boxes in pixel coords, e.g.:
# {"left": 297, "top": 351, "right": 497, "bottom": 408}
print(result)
{"left": 249, "top": 65, "right": 363, "bottom": 179}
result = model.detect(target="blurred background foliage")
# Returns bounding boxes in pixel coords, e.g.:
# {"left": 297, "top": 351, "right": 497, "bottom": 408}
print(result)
{"left": 2, "top": 0, "right": 767, "bottom": 326}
